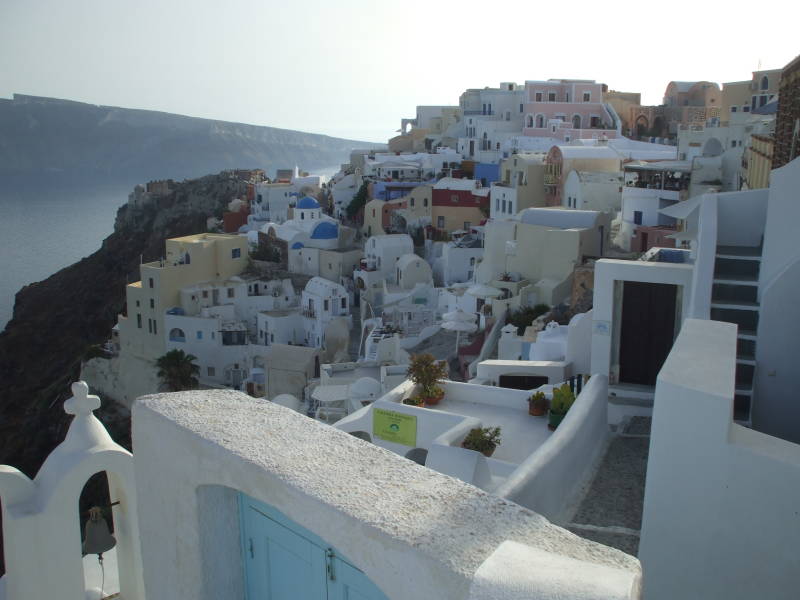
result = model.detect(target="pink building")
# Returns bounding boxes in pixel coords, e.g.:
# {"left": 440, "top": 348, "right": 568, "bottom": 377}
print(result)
{"left": 522, "top": 79, "right": 618, "bottom": 142}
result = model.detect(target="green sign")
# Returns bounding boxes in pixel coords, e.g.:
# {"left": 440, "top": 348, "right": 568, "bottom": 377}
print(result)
{"left": 373, "top": 408, "right": 417, "bottom": 447}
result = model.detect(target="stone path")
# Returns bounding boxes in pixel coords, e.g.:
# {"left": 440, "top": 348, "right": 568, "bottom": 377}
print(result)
{"left": 566, "top": 416, "right": 651, "bottom": 557}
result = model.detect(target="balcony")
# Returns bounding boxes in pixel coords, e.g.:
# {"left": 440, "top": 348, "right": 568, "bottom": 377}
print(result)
{"left": 302, "top": 308, "right": 317, "bottom": 319}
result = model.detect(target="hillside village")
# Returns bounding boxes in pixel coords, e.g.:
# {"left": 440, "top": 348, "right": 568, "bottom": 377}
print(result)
{"left": 2, "top": 56, "right": 800, "bottom": 600}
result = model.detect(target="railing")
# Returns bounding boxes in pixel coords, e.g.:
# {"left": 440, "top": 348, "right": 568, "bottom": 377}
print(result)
{"left": 302, "top": 309, "right": 317, "bottom": 319}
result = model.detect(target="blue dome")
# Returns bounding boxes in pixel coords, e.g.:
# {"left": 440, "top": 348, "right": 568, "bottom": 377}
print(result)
{"left": 291, "top": 241, "right": 305, "bottom": 249}
{"left": 311, "top": 221, "right": 338, "bottom": 240}
{"left": 296, "top": 196, "right": 320, "bottom": 209}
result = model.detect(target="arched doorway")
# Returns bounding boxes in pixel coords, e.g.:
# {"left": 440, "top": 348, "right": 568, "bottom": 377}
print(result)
{"left": 635, "top": 115, "right": 649, "bottom": 139}
{"left": 572, "top": 114, "right": 581, "bottom": 129}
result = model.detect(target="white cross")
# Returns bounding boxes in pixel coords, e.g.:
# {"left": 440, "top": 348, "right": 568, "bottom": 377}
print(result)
{"left": 64, "top": 381, "right": 101, "bottom": 416}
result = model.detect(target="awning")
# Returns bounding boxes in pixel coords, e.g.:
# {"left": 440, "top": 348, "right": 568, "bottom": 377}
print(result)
{"left": 659, "top": 196, "right": 701, "bottom": 220}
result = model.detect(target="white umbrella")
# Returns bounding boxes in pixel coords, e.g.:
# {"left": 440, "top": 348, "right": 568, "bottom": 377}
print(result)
{"left": 466, "top": 284, "right": 502, "bottom": 299}
{"left": 443, "top": 309, "right": 477, "bottom": 322}
{"left": 441, "top": 319, "right": 478, "bottom": 353}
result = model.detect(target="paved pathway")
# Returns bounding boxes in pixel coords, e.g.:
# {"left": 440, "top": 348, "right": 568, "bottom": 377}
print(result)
{"left": 566, "top": 416, "right": 651, "bottom": 556}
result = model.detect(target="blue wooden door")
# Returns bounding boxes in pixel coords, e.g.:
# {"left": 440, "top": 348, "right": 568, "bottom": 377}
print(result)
{"left": 240, "top": 494, "right": 388, "bottom": 600}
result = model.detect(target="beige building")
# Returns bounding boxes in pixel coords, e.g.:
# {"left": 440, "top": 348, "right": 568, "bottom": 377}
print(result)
{"left": 395, "top": 184, "right": 432, "bottom": 229}
{"left": 362, "top": 197, "right": 407, "bottom": 237}
{"left": 604, "top": 90, "right": 641, "bottom": 136}
{"left": 263, "top": 343, "right": 320, "bottom": 400}
{"left": 721, "top": 69, "right": 782, "bottom": 125}
{"left": 118, "top": 233, "right": 249, "bottom": 362}
{"left": 499, "top": 153, "right": 547, "bottom": 210}
{"left": 544, "top": 145, "right": 621, "bottom": 206}
{"left": 744, "top": 134, "right": 775, "bottom": 189}
{"left": 476, "top": 208, "right": 610, "bottom": 306}
{"left": 388, "top": 128, "right": 429, "bottom": 153}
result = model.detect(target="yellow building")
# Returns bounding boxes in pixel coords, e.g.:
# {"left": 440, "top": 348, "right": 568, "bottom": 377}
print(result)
{"left": 499, "top": 153, "right": 547, "bottom": 210}
{"left": 721, "top": 69, "right": 782, "bottom": 125}
{"left": 744, "top": 134, "right": 774, "bottom": 189}
{"left": 118, "top": 233, "right": 249, "bottom": 361}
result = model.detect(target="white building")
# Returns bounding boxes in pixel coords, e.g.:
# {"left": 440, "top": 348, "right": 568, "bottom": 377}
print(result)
{"left": 563, "top": 170, "right": 623, "bottom": 213}
{"left": 264, "top": 196, "right": 341, "bottom": 252}
{"left": 431, "top": 234, "right": 484, "bottom": 286}
{"left": 300, "top": 276, "right": 352, "bottom": 350}
{"left": 490, "top": 182, "right": 518, "bottom": 220}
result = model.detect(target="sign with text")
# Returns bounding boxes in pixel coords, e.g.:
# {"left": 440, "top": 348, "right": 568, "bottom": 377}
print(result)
{"left": 373, "top": 408, "right": 417, "bottom": 447}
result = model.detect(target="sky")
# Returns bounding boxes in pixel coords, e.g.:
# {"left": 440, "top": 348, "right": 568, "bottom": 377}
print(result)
{"left": 1, "top": 0, "right": 798, "bottom": 143}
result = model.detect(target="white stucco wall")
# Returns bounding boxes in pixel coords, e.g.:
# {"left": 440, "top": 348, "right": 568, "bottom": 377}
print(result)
{"left": 754, "top": 158, "right": 800, "bottom": 441}
{"left": 640, "top": 319, "right": 800, "bottom": 600}
{"left": 133, "top": 390, "right": 640, "bottom": 600}
{"left": 494, "top": 375, "right": 610, "bottom": 523}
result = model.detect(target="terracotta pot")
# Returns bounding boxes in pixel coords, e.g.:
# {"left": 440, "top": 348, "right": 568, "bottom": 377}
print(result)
{"left": 423, "top": 388, "right": 445, "bottom": 406}
{"left": 529, "top": 403, "right": 546, "bottom": 416}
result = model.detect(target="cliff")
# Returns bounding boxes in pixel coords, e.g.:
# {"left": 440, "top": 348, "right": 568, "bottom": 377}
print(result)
{"left": 0, "top": 94, "right": 379, "bottom": 188}
{"left": 0, "top": 173, "right": 248, "bottom": 478}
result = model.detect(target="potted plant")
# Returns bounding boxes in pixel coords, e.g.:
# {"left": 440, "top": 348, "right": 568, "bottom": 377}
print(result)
{"left": 407, "top": 353, "right": 448, "bottom": 406}
{"left": 548, "top": 383, "right": 575, "bottom": 431}
{"left": 402, "top": 396, "right": 424, "bottom": 407}
{"left": 528, "top": 390, "right": 548, "bottom": 416}
{"left": 461, "top": 426, "right": 502, "bottom": 457}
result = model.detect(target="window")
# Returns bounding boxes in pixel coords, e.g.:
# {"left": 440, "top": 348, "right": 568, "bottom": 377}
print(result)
{"left": 536, "top": 115, "right": 544, "bottom": 128}
{"left": 565, "top": 92, "right": 570, "bottom": 102}
{"left": 761, "top": 75, "right": 769, "bottom": 91}
{"left": 202, "top": 290, "right": 208, "bottom": 298}
{"left": 731, "top": 106, "right": 738, "bottom": 113}
{"left": 207, "top": 366, "right": 215, "bottom": 377}
{"left": 169, "top": 328, "right": 186, "bottom": 342}
{"left": 150, "top": 298, "right": 154, "bottom": 309}
{"left": 633, "top": 211, "right": 643, "bottom": 225}
{"left": 324, "top": 299, "right": 329, "bottom": 311}
{"left": 410, "top": 197, "right": 415, "bottom": 207}
{"left": 464, "top": 221, "right": 471, "bottom": 230}
{"left": 300, "top": 212, "right": 305, "bottom": 220}
{"left": 743, "top": 106, "right": 750, "bottom": 113}
{"left": 341, "top": 298, "right": 346, "bottom": 309}
{"left": 437, "top": 216, "right": 445, "bottom": 228}
{"left": 519, "top": 103, "right": 523, "bottom": 113}
{"left": 759, "top": 95, "right": 768, "bottom": 107}
{"left": 502, "top": 200, "right": 506, "bottom": 213}
{"left": 148, "top": 278, "right": 154, "bottom": 289}
{"left": 135, "top": 300, "right": 140, "bottom": 307}
{"left": 526, "top": 115, "right": 533, "bottom": 127}
{"left": 227, "top": 288, "right": 234, "bottom": 298}
{"left": 495, "top": 198, "right": 500, "bottom": 211}
{"left": 328, "top": 263, "right": 332, "bottom": 270}
{"left": 535, "top": 92, "right": 542, "bottom": 102}
{"left": 548, "top": 92, "right": 556, "bottom": 102}
{"left": 451, "top": 194, "right": 458, "bottom": 202}
{"left": 197, "top": 331, "right": 203, "bottom": 340}
{"left": 423, "top": 198, "right": 428, "bottom": 207}
{"left": 583, "top": 92, "right": 591, "bottom": 102}
{"left": 137, "top": 314, "right": 142, "bottom": 328}
{"left": 232, "top": 248, "right": 241, "bottom": 259}
{"left": 469, "top": 257, "right": 476, "bottom": 266}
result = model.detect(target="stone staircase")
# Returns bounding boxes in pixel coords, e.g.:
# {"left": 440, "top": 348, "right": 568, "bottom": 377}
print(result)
{"left": 711, "top": 245, "right": 762, "bottom": 424}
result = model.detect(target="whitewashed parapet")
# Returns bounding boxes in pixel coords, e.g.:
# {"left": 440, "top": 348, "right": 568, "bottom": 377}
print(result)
{"left": 0, "top": 382, "right": 144, "bottom": 600}
{"left": 133, "top": 388, "right": 640, "bottom": 599}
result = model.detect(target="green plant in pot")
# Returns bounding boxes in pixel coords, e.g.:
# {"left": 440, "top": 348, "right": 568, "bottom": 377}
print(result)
{"left": 461, "top": 426, "right": 502, "bottom": 457}
{"left": 548, "top": 383, "right": 575, "bottom": 431}
{"left": 407, "top": 353, "right": 448, "bottom": 406}
{"left": 528, "top": 390, "right": 548, "bottom": 416}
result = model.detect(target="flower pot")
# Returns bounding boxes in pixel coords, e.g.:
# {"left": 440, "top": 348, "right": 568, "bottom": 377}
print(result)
{"left": 423, "top": 388, "right": 445, "bottom": 406}
{"left": 529, "top": 403, "right": 546, "bottom": 416}
{"left": 548, "top": 411, "right": 566, "bottom": 431}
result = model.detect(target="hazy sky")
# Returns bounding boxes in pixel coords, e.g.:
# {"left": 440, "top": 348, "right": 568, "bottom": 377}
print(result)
{"left": 2, "top": 0, "right": 798, "bottom": 143}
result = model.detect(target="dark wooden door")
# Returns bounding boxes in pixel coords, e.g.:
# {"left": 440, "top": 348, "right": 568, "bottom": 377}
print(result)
{"left": 619, "top": 282, "right": 677, "bottom": 386}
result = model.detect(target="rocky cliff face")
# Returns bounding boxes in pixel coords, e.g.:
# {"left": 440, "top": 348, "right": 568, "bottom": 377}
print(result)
{"left": 0, "top": 173, "right": 247, "bottom": 477}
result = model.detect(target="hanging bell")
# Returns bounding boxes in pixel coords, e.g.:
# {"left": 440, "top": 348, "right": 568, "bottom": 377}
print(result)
{"left": 82, "top": 506, "right": 116, "bottom": 556}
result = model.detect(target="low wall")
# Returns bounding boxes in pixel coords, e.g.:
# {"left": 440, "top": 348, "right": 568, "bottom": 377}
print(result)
{"left": 133, "top": 390, "right": 641, "bottom": 600}
{"left": 494, "top": 375, "right": 611, "bottom": 523}
{"left": 475, "top": 360, "right": 570, "bottom": 386}
{"left": 640, "top": 319, "right": 800, "bottom": 600}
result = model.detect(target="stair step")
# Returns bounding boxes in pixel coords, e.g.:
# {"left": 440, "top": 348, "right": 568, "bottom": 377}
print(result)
{"left": 710, "top": 300, "right": 760, "bottom": 311}
{"left": 716, "top": 245, "right": 762, "bottom": 259}
{"left": 713, "top": 276, "right": 759, "bottom": 286}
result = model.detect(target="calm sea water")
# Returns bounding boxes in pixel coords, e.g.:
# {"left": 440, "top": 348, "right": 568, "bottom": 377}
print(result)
{"left": 0, "top": 166, "right": 343, "bottom": 332}
{"left": 0, "top": 186, "right": 128, "bottom": 331}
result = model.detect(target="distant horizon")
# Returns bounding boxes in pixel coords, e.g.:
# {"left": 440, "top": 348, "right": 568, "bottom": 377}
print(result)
{"left": 2, "top": 0, "right": 797, "bottom": 144}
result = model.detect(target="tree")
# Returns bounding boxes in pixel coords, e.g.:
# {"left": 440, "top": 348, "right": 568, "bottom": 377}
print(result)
{"left": 345, "top": 181, "right": 370, "bottom": 221}
{"left": 155, "top": 349, "right": 200, "bottom": 392}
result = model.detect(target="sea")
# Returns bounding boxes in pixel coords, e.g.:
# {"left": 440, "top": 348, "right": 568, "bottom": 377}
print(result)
{"left": 0, "top": 165, "right": 343, "bottom": 332}
{"left": 0, "top": 184, "right": 129, "bottom": 331}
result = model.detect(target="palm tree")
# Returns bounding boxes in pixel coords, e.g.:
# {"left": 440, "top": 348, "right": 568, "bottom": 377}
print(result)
{"left": 155, "top": 349, "right": 200, "bottom": 392}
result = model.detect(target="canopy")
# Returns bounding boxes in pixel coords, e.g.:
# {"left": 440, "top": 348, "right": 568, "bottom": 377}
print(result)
{"left": 443, "top": 309, "right": 477, "bottom": 322}
{"left": 441, "top": 321, "right": 478, "bottom": 333}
